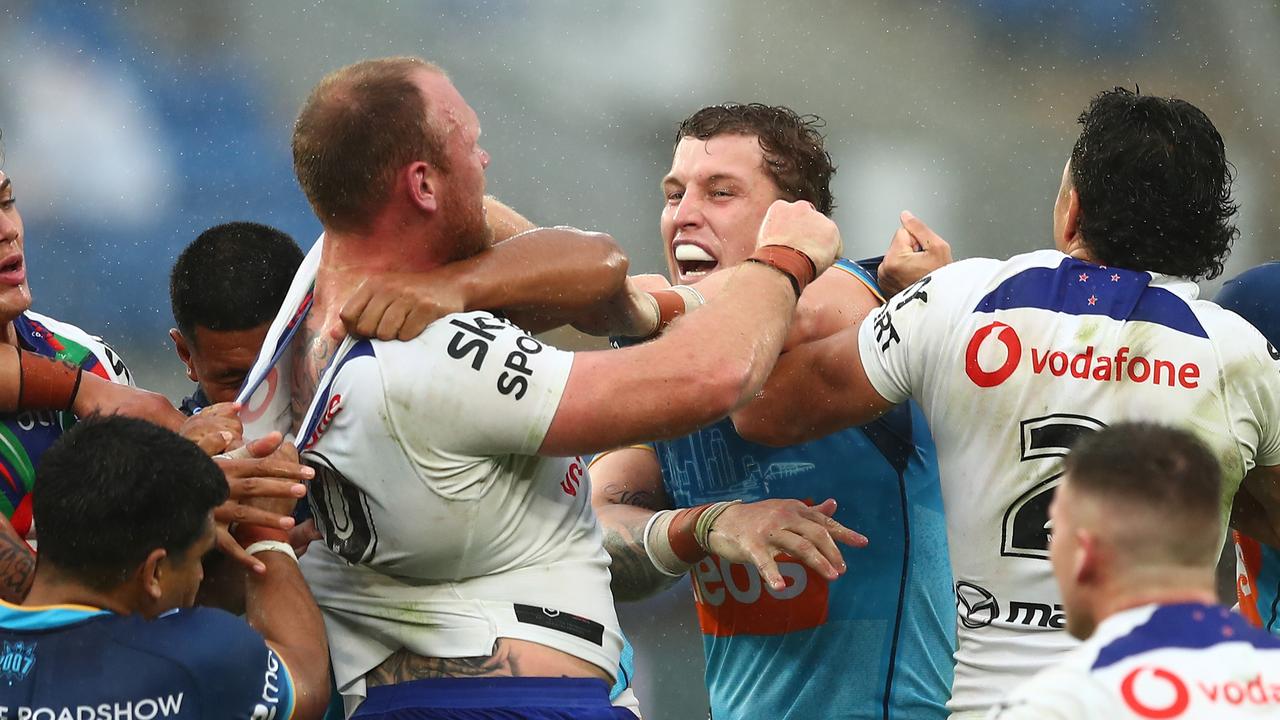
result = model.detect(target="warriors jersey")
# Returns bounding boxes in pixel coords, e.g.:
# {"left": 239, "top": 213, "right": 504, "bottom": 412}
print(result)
{"left": 237, "top": 240, "right": 622, "bottom": 714}
{"left": 1214, "top": 262, "right": 1280, "bottom": 637}
{"left": 988, "top": 603, "right": 1280, "bottom": 719}
{"left": 0, "top": 312, "right": 131, "bottom": 538}
{"left": 0, "top": 600, "right": 294, "bottom": 718}
{"left": 651, "top": 259, "right": 955, "bottom": 720}
{"left": 857, "top": 250, "right": 1280, "bottom": 714}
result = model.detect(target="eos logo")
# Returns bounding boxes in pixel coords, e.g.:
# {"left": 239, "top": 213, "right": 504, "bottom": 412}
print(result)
{"left": 965, "top": 322, "right": 1021, "bottom": 387}
{"left": 1121, "top": 666, "right": 1190, "bottom": 719}
{"left": 955, "top": 581, "right": 999, "bottom": 629}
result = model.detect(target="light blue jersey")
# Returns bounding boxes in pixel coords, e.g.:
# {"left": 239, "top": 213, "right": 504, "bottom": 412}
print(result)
{"left": 653, "top": 259, "right": 955, "bottom": 720}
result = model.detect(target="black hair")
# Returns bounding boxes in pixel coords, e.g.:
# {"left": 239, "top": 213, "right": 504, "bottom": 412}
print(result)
{"left": 677, "top": 103, "right": 837, "bottom": 216}
{"left": 1070, "top": 87, "right": 1238, "bottom": 280}
{"left": 33, "top": 416, "right": 229, "bottom": 590}
{"left": 169, "top": 222, "right": 304, "bottom": 341}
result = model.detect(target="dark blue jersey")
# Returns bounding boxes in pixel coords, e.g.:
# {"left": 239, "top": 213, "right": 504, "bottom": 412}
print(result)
{"left": 0, "top": 600, "right": 295, "bottom": 719}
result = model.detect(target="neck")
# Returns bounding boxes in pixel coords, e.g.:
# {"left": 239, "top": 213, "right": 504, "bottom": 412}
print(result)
{"left": 1093, "top": 568, "right": 1218, "bottom": 625}
{"left": 23, "top": 571, "right": 136, "bottom": 615}
{"left": 0, "top": 321, "right": 17, "bottom": 348}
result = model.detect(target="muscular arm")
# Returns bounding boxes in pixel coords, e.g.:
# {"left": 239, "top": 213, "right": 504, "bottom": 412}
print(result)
{"left": 245, "top": 551, "right": 330, "bottom": 720}
{"left": 0, "top": 514, "right": 33, "bottom": 603}
{"left": 1233, "top": 464, "right": 1280, "bottom": 547}
{"left": 588, "top": 448, "right": 680, "bottom": 601}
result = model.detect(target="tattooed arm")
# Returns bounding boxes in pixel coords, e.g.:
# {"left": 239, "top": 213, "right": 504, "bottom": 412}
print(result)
{"left": 0, "top": 514, "right": 34, "bottom": 602}
{"left": 588, "top": 447, "right": 681, "bottom": 602}
{"left": 366, "top": 638, "right": 608, "bottom": 686}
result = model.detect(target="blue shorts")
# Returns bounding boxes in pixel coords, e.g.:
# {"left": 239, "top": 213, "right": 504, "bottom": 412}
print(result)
{"left": 351, "top": 677, "right": 635, "bottom": 720}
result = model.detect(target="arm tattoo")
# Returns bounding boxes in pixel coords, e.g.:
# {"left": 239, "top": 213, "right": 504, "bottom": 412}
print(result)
{"left": 601, "top": 482, "right": 665, "bottom": 511}
{"left": 0, "top": 530, "right": 34, "bottom": 603}
{"left": 603, "top": 519, "right": 680, "bottom": 602}
{"left": 367, "top": 643, "right": 521, "bottom": 686}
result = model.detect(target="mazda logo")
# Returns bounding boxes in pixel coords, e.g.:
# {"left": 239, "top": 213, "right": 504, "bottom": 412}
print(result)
{"left": 956, "top": 581, "right": 999, "bottom": 629}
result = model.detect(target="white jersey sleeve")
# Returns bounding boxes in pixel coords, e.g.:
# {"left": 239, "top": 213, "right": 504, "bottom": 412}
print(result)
{"left": 381, "top": 311, "right": 573, "bottom": 457}
{"left": 25, "top": 310, "right": 133, "bottom": 387}
{"left": 985, "top": 666, "right": 1121, "bottom": 719}
{"left": 1213, "top": 309, "right": 1280, "bottom": 468}
{"left": 857, "top": 258, "right": 1003, "bottom": 405}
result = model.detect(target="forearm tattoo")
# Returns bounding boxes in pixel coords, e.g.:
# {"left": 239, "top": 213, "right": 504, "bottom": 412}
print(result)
{"left": 602, "top": 515, "right": 681, "bottom": 602}
{"left": 0, "top": 531, "right": 35, "bottom": 602}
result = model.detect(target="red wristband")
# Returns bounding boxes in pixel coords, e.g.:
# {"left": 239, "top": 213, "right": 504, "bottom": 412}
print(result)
{"left": 745, "top": 245, "right": 818, "bottom": 297}
{"left": 666, "top": 504, "right": 713, "bottom": 564}
{"left": 650, "top": 290, "right": 687, "bottom": 331}
{"left": 18, "top": 350, "right": 83, "bottom": 411}
{"left": 233, "top": 523, "right": 290, "bottom": 547}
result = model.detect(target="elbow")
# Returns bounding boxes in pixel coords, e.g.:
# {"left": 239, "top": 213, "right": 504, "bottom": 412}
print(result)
{"left": 731, "top": 406, "right": 797, "bottom": 447}
{"left": 586, "top": 232, "right": 630, "bottom": 296}
{"left": 695, "top": 355, "right": 758, "bottom": 425}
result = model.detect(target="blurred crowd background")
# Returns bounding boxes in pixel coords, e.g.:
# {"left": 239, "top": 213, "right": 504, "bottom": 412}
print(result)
{"left": 2, "top": 1, "right": 1278, "bottom": 716}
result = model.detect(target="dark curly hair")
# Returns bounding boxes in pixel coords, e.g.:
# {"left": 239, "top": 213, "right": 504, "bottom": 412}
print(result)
{"left": 676, "top": 103, "right": 836, "bottom": 216}
{"left": 1069, "top": 88, "right": 1238, "bottom": 280}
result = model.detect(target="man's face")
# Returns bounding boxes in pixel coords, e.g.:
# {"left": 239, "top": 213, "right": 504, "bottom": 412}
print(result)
{"left": 1049, "top": 478, "right": 1095, "bottom": 640}
{"left": 0, "top": 173, "right": 33, "bottom": 323}
{"left": 415, "top": 70, "right": 493, "bottom": 258}
{"left": 153, "top": 514, "right": 216, "bottom": 615}
{"left": 661, "top": 134, "right": 785, "bottom": 285}
{"left": 171, "top": 323, "right": 272, "bottom": 405}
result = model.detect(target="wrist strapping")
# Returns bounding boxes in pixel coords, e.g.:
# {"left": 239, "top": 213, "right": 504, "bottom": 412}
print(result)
{"left": 234, "top": 524, "right": 290, "bottom": 547}
{"left": 642, "top": 500, "right": 742, "bottom": 576}
{"left": 244, "top": 540, "right": 298, "bottom": 563}
{"left": 744, "top": 245, "right": 818, "bottom": 297}
{"left": 645, "top": 285, "right": 707, "bottom": 337}
{"left": 17, "top": 349, "right": 84, "bottom": 411}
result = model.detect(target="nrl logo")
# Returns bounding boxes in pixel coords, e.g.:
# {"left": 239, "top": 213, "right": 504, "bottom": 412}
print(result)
{"left": 0, "top": 640, "right": 34, "bottom": 685}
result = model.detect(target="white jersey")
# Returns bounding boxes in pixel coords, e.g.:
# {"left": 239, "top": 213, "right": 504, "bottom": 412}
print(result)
{"left": 237, "top": 240, "right": 622, "bottom": 713}
{"left": 857, "top": 249, "right": 1280, "bottom": 714}
{"left": 987, "top": 603, "right": 1280, "bottom": 719}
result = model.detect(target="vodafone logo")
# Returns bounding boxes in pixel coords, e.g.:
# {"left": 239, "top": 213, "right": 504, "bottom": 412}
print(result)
{"left": 1121, "top": 667, "right": 1190, "bottom": 718}
{"left": 965, "top": 321, "right": 1021, "bottom": 387}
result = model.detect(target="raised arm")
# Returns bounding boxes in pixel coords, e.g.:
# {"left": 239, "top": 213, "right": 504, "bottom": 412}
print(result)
{"left": 588, "top": 448, "right": 681, "bottom": 601}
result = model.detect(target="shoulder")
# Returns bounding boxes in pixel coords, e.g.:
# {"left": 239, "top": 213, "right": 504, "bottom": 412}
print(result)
{"left": 991, "top": 662, "right": 1117, "bottom": 719}
{"left": 140, "top": 607, "right": 270, "bottom": 661}
{"left": 21, "top": 310, "right": 131, "bottom": 384}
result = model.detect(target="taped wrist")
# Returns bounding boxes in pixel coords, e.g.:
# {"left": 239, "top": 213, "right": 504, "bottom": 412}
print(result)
{"left": 18, "top": 349, "right": 84, "bottom": 411}
{"left": 744, "top": 245, "right": 818, "bottom": 297}
{"left": 644, "top": 284, "right": 707, "bottom": 338}
{"left": 642, "top": 500, "right": 743, "bottom": 576}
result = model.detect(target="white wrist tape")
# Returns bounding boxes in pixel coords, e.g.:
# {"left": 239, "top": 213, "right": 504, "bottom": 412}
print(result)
{"left": 244, "top": 540, "right": 298, "bottom": 563}
{"left": 642, "top": 510, "right": 692, "bottom": 577}
{"left": 669, "top": 284, "right": 706, "bottom": 313}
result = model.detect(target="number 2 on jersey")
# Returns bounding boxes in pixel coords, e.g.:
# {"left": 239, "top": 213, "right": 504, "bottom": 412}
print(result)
{"left": 1001, "top": 414, "right": 1105, "bottom": 559}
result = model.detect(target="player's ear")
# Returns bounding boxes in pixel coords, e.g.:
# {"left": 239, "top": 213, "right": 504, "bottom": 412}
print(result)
{"left": 138, "top": 547, "right": 168, "bottom": 606}
{"left": 170, "top": 328, "right": 198, "bottom": 382}
{"left": 1063, "top": 188, "right": 1082, "bottom": 248}
{"left": 1074, "top": 528, "right": 1098, "bottom": 585}
{"left": 406, "top": 161, "right": 439, "bottom": 214}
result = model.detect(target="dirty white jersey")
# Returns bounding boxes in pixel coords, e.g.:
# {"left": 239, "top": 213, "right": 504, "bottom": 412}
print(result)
{"left": 987, "top": 603, "right": 1280, "bottom": 719}
{"left": 856, "top": 249, "right": 1280, "bottom": 715}
{"left": 237, "top": 240, "right": 622, "bottom": 714}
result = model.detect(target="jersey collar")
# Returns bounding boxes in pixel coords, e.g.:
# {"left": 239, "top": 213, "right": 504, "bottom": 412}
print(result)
{"left": 0, "top": 599, "right": 111, "bottom": 631}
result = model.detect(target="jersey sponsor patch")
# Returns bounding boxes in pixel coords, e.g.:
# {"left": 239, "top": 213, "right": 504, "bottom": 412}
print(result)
{"left": 691, "top": 554, "right": 829, "bottom": 636}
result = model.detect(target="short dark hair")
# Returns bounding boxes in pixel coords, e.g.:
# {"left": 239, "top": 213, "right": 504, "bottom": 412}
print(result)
{"left": 293, "top": 56, "right": 447, "bottom": 233}
{"left": 1069, "top": 87, "right": 1238, "bottom": 280}
{"left": 33, "top": 416, "right": 229, "bottom": 590}
{"left": 169, "top": 222, "right": 304, "bottom": 340}
{"left": 677, "top": 103, "right": 836, "bottom": 216}
{"left": 1064, "top": 422, "right": 1222, "bottom": 564}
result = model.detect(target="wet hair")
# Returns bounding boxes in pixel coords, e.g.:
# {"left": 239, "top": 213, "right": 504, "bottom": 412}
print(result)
{"left": 1069, "top": 87, "right": 1238, "bottom": 280}
{"left": 1064, "top": 422, "right": 1222, "bottom": 566}
{"left": 677, "top": 103, "right": 836, "bottom": 216}
{"left": 169, "top": 222, "right": 304, "bottom": 342}
{"left": 292, "top": 56, "right": 447, "bottom": 232}
{"left": 33, "top": 416, "right": 229, "bottom": 590}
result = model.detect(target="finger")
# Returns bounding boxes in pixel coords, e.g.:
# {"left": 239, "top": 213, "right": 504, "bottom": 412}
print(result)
{"left": 216, "top": 526, "right": 266, "bottom": 574}
{"left": 375, "top": 299, "right": 413, "bottom": 342}
{"left": 900, "top": 210, "right": 941, "bottom": 250}
{"left": 354, "top": 291, "right": 397, "bottom": 339}
{"left": 748, "top": 547, "right": 786, "bottom": 592}
{"left": 886, "top": 226, "right": 920, "bottom": 255}
{"left": 339, "top": 282, "right": 374, "bottom": 333}
{"left": 225, "top": 476, "right": 308, "bottom": 499}
{"left": 198, "top": 402, "right": 243, "bottom": 418}
{"left": 824, "top": 516, "right": 870, "bottom": 549}
{"left": 773, "top": 530, "right": 839, "bottom": 580}
{"left": 195, "top": 430, "right": 236, "bottom": 456}
{"left": 214, "top": 502, "right": 296, "bottom": 530}
{"left": 245, "top": 432, "right": 285, "bottom": 459}
{"left": 398, "top": 305, "right": 435, "bottom": 341}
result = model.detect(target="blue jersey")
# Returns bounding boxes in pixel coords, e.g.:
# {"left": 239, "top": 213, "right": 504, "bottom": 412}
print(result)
{"left": 653, "top": 259, "right": 954, "bottom": 720}
{"left": 0, "top": 600, "right": 295, "bottom": 718}
{"left": 1217, "top": 262, "right": 1280, "bottom": 636}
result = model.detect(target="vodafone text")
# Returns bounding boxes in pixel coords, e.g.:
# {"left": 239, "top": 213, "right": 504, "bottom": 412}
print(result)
{"left": 1120, "top": 666, "right": 1280, "bottom": 717}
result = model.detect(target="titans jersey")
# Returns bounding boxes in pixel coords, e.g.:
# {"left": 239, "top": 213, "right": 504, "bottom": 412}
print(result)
{"left": 1215, "top": 262, "right": 1280, "bottom": 637}
{"left": 0, "top": 600, "right": 294, "bottom": 718}
{"left": 652, "top": 259, "right": 954, "bottom": 720}
{"left": 988, "top": 603, "right": 1280, "bottom": 719}
{"left": 859, "top": 250, "right": 1280, "bottom": 714}
{"left": 0, "top": 312, "right": 131, "bottom": 538}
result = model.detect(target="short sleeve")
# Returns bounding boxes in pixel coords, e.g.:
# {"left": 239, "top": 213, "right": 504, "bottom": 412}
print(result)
{"left": 1217, "top": 315, "right": 1280, "bottom": 468}
{"left": 383, "top": 311, "right": 575, "bottom": 457}
{"left": 857, "top": 261, "right": 983, "bottom": 405}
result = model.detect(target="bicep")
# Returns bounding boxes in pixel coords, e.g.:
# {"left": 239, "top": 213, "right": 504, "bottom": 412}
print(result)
{"left": 588, "top": 447, "right": 670, "bottom": 512}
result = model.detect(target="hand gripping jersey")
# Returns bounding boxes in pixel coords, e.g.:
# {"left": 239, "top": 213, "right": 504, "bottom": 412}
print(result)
{"left": 237, "top": 239, "right": 622, "bottom": 714}
{"left": 0, "top": 600, "right": 294, "bottom": 718}
{"left": 651, "top": 259, "right": 955, "bottom": 720}
{"left": 857, "top": 250, "right": 1280, "bottom": 715}
{"left": 0, "top": 312, "right": 131, "bottom": 538}
{"left": 986, "top": 603, "right": 1280, "bottom": 719}
{"left": 1214, "top": 262, "right": 1280, "bottom": 636}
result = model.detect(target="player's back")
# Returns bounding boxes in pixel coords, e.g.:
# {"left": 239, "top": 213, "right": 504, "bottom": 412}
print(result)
{"left": 0, "top": 601, "right": 293, "bottom": 718}
{"left": 858, "top": 249, "right": 1280, "bottom": 714}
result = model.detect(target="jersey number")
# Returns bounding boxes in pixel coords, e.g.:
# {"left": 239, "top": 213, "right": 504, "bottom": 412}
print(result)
{"left": 304, "top": 451, "right": 378, "bottom": 564}
{"left": 1000, "top": 414, "right": 1105, "bottom": 559}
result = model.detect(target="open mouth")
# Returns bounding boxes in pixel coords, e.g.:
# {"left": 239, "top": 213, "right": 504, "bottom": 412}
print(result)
{"left": 674, "top": 244, "right": 718, "bottom": 278}
{"left": 0, "top": 256, "right": 22, "bottom": 277}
